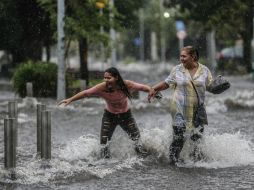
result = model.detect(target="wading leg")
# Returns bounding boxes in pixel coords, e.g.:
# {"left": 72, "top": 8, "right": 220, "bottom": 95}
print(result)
{"left": 100, "top": 115, "right": 117, "bottom": 159}
{"left": 169, "top": 125, "right": 186, "bottom": 165}
{"left": 190, "top": 126, "right": 205, "bottom": 162}
{"left": 120, "top": 114, "right": 148, "bottom": 157}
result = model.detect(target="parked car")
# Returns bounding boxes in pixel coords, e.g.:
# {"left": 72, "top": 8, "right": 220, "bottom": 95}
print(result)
{"left": 216, "top": 45, "right": 243, "bottom": 60}
{"left": 216, "top": 45, "right": 244, "bottom": 73}
{"left": 217, "top": 39, "right": 254, "bottom": 60}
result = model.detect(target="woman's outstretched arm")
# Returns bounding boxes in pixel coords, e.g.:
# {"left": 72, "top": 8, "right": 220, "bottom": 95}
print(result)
{"left": 152, "top": 81, "right": 169, "bottom": 92}
{"left": 125, "top": 80, "right": 154, "bottom": 92}
{"left": 125, "top": 80, "right": 155, "bottom": 102}
{"left": 58, "top": 83, "right": 104, "bottom": 106}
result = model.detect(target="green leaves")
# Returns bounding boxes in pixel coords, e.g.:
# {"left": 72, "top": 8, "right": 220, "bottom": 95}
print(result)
{"left": 12, "top": 61, "right": 58, "bottom": 97}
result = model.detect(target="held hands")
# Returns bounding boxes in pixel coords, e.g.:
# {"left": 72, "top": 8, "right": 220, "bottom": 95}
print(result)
{"left": 58, "top": 98, "right": 72, "bottom": 106}
{"left": 147, "top": 88, "right": 156, "bottom": 103}
{"left": 148, "top": 88, "right": 163, "bottom": 102}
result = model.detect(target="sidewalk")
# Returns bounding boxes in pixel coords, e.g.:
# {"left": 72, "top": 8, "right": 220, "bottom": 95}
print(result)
{"left": 0, "top": 78, "right": 13, "bottom": 90}
{"left": 0, "top": 78, "right": 16, "bottom": 101}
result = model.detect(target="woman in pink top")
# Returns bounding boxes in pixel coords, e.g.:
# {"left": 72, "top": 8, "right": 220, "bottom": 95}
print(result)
{"left": 59, "top": 67, "right": 155, "bottom": 158}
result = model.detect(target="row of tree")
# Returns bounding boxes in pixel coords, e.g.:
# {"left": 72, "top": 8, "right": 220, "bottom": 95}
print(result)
{"left": 0, "top": 0, "right": 253, "bottom": 78}
{"left": 0, "top": 0, "right": 145, "bottom": 82}
{"left": 163, "top": 0, "right": 254, "bottom": 72}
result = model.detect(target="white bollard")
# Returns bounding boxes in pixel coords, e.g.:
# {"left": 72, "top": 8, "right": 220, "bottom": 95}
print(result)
{"left": 26, "top": 82, "right": 33, "bottom": 97}
{"left": 8, "top": 101, "right": 17, "bottom": 118}
{"left": 80, "top": 79, "right": 87, "bottom": 91}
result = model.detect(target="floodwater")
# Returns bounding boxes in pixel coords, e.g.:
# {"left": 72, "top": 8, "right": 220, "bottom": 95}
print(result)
{"left": 0, "top": 63, "right": 254, "bottom": 190}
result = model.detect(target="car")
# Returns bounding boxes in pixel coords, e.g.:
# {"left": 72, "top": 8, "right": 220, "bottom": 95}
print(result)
{"left": 217, "top": 39, "right": 254, "bottom": 60}
{"left": 216, "top": 45, "right": 245, "bottom": 73}
{"left": 217, "top": 45, "right": 243, "bottom": 60}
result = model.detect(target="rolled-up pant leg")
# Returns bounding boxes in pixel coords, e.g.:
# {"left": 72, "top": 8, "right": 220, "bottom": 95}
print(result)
{"left": 169, "top": 125, "right": 186, "bottom": 163}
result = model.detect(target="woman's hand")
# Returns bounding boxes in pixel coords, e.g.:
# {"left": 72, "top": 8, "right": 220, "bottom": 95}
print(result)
{"left": 147, "top": 88, "right": 156, "bottom": 103}
{"left": 58, "top": 98, "right": 72, "bottom": 106}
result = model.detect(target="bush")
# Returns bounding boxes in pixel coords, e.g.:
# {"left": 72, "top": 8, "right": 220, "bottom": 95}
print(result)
{"left": 13, "top": 61, "right": 57, "bottom": 97}
{"left": 123, "top": 56, "right": 136, "bottom": 64}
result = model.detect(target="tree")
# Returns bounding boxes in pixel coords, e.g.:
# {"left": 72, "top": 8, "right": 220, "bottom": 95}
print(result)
{"left": 163, "top": 0, "right": 254, "bottom": 72}
{"left": 0, "top": 0, "right": 54, "bottom": 65}
{"left": 38, "top": 0, "right": 144, "bottom": 85}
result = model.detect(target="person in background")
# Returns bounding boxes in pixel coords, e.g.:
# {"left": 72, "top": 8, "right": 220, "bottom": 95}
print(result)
{"left": 148, "top": 46, "right": 214, "bottom": 165}
{"left": 59, "top": 67, "right": 155, "bottom": 159}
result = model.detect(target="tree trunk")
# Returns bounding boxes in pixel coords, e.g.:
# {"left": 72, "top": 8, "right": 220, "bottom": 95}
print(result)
{"left": 243, "top": 0, "right": 253, "bottom": 72}
{"left": 79, "top": 38, "right": 89, "bottom": 86}
{"left": 46, "top": 45, "right": 51, "bottom": 62}
{"left": 206, "top": 30, "right": 217, "bottom": 73}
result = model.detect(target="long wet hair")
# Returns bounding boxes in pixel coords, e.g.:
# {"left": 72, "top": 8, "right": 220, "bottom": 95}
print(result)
{"left": 181, "top": 46, "right": 199, "bottom": 61}
{"left": 104, "top": 67, "right": 132, "bottom": 100}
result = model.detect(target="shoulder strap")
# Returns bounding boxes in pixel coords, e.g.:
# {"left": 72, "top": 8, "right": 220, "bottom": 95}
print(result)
{"left": 190, "top": 81, "right": 200, "bottom": 105}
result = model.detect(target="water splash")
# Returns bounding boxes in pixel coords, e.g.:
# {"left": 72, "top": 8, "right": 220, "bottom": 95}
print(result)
{"left": 59, "top": 134, "right": 100, "bottom": 162}
{"left": 224, "top": 90, "right": 254, "bottom": 109}
{"left": 194, "top": 132, "right": 254, "bottom": 168}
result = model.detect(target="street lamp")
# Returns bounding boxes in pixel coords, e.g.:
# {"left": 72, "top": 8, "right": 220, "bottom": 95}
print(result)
{"left": 109, "top": 0, "right": 116, "bottom": 66}
{"left": 163, "top": 12, "right": 170, "bottom": 18}
{"left": 57, "top": 0, "right": 65, "bottom": 100}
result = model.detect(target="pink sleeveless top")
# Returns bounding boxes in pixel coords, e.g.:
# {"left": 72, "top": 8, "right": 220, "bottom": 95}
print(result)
{"left": 82, "top": 82, "right": 147, "bottom": 114}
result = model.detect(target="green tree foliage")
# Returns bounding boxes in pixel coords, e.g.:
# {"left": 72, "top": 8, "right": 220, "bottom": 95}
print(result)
{"left": 119, "top": 0, "right": 179, "bottom": 60}
{"left": 145, "top": 0, "right": 178, "bottom": 58}
{"left": 0, "top": 0, "right": 54, "bottom": 64}
{"left": 37, "top": 0, "right": 144, "bottom": 85}
{"left": 165, "top": 0, "right": 247, "bottom": 39}
{"left": 13, "top": 61, "right": 57, "bottom": 97}
{"left": 163, "top": 0, "right": 253, "bottom": 72}
{"left": 37, "top": 0, "right": 145, "bottom": 50}
{"left": 115, "top": 0, "right": 145, "bottom": 29}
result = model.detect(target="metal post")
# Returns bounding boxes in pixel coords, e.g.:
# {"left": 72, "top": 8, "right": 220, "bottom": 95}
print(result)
{"left": 41, "top": 111, "right": 51, "bottom": 160}
{"left": 252, "top": 16, "right": 254, "bottom": 80}
{"left": 8, "top": 101, "right": 18, "bottom": 149}
{"left": 80, "top": 79, "right": 87, "bottom": 91}
{"left": 179, "top": 38, "right": 184, "bottom": 53}
{"left": 151, "top": 31, "right": 158, "bottom": 62}
{"left": 37, "top": 104, "right": 46, "bottom": 156}
{"left": 109, "top": 0, "right": 116, "bottom": 66}
{"left": 57, "top": 0, "right": 66, "bottom": 101}
{"left": 4, "top": 118, "right": 17, "bottom": 169}
{"left": 160, "top": 0, "right": 166, "bottom": 64}
{"left": 99, "top": 8, "right": 105, "bottom": 70}
{"left": 139, "top": 8, "right": 145, "bottom": 62}
{"left": 206, "top": 30, "right": 217, "bottom": 73}
{"left": 26, "top": 82, "right": 33, "bottom": 97}
{"left": 8, "top": 101, "right": 17, "bottom": 118}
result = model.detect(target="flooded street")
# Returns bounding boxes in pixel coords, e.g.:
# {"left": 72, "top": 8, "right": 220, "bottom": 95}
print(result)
{"left": 0, "top": 64, "right": 254, "bottom": 189}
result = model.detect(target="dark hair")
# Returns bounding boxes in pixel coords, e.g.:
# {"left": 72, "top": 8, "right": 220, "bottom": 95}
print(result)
{"left": 182, "top": 46, "right": 199, "bottom": 61}
{"left": 104, "top": 67, "right": 132, "bottom": 100}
